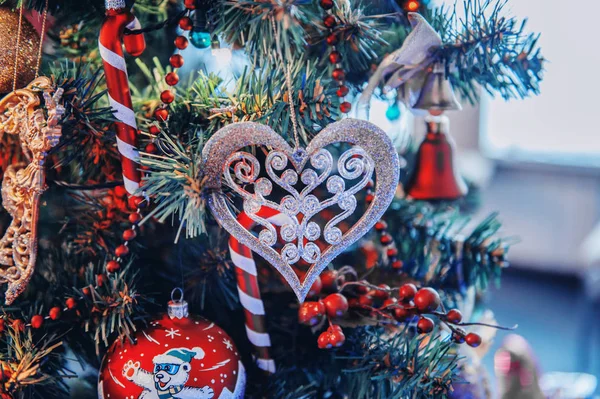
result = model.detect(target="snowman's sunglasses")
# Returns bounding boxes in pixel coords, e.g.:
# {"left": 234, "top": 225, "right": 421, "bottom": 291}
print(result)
{"left": 154, "top": 363, "right": 181, "bottom": 375}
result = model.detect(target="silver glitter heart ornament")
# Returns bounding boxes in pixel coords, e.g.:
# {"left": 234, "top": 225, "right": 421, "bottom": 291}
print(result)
{"left": 202, "top": 119, "right": 400, "bottom": 302}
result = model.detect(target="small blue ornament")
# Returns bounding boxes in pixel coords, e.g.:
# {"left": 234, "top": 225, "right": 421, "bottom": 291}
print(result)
{"left": 189, "top": 31, "right": 211, "bottom": 49}
{"left": 386, "top": 103, "right": 401, "bottom": 121}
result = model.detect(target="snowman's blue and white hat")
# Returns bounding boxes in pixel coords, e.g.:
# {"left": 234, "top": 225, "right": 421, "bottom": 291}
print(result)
{"left": 153, "top": 347, "right": 205, "bottom": 365}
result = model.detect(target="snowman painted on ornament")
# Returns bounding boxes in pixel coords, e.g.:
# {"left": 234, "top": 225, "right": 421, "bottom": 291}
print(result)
{"left": 122, "top": 346, "right": 215, "bottom": 399}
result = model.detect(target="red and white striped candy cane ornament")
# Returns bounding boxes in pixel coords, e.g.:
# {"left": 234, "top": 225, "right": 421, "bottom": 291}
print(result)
{"left": 229, "top": 207, "right": 292, "bottom": 374}
{"left": 99, "top": 0, "right": 145, "bottom": 196}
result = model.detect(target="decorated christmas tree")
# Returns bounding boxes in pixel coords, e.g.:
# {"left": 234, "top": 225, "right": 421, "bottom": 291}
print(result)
{"left": 0, "top": 0, "right": 544, "bottom": 398}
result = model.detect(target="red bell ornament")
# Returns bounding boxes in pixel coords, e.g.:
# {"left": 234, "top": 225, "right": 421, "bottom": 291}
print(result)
{"left": 406, "top": 115, "right": 468, "bottom": 201}
{"left": 98, "top": 289, "right": 245, "bottom": 398}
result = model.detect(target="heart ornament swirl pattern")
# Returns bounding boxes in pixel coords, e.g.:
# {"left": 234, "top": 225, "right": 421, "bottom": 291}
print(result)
{"left": 202, "top": 119, "right": 400, "bottom": 302}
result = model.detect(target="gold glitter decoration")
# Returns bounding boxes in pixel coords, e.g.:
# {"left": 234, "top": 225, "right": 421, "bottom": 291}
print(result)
{"left": 0, "top": 77, "right": 64, "bottom": 304}
{"left": 0, "top": 7, "right": 40, "bottom": 93}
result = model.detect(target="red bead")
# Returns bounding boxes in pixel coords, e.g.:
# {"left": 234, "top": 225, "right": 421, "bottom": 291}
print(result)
{"left": 49, "top": 307, "right": 61, "bottom": 320}
{"left": 148, "top": 125, "right": 161, "bottom": 135}
{"left": 317, "top": 331, "right": 332, "bottom": 349}
{"left": 132, "top": 196, "right": 147, "bottom": 209}
{"left": 340, "top": 101, "right": 351, "bottom": 113}
{"left": 30, "top": 315, "right": 43, "bottom": 329}
{"left": 465, "top": 333, "right": 482, "bottom": 348}
{"left": 145, "top": 142, "right": 158, "bottom": 154}
{"left": 106, "top": 260, "right": 121, "bottom": 273}
{"left": 326, "top": 33, "right": 338, "bottom": 46}
{"left": 372, "top": 284, "right": 390, "bottom": 300}
{"left": 179, "top": 16, "right": 193, "bottom": 31}
{"left": 174, "top": 35, "right": 189, "bottom": 50}
{"left": 114, "top": 185, "right": 127, "bottom": 198}
{"left": 97, "top": 274, "right": 107, "bottom": 287}
{"left": 329, "top": 50, "right": 342, "bottom": 64}
{"left": 82, "top": 287, "right": 91, "bottom": 296}
{"left": 414, "top": 287, "right": 441, "bottom": 313}
{"left": 323, "top": 293, "right": 349, "bottom": 317}
{"left": 12, "top": 319, "right": 24, "bottom": 332}
{"left": 319, "top": 0, "right": 334, "bottom": 9}
{"left": 66, "top": 297, "right": 77, "bottom": 310}
{"left": 446, "top": 309, "right": 463, "bottom": 324}
{"left": 154, "top": 108, "right": 169, "bottom": 121}
{"left": 380, "top": 233, "right": 393, "bottom": 246}
{"left": 365, "top": 193, "right": 374, "bottom": 203}
{"left": 358, "top": 294, "right": 373, "bottom": 307}
{"left": 348, "top": 298, "right": 360, "bottom": 308}
{"left": 382, "top": 297, "right": 397, "bottom": 308}
{"left": 387, "top": 248, "right": 398, "bottom": 258}
{"left": 417, "top": 316, "right": 434, "bottom": 334}
{"left": 161, "top": 90, "right": 175, "bottom": 104}
{"left": 184, "top": 0, "right": 196, "bottom": 9}
{"left": 332, "top": 68, "right": 345, "bottom": 81}
{"left": 308, "top": 276, "right": 322, "bottom": 298}
{"left": 169, "top": 54, "right": 184, "bottom": 68}
{"left": 375, "top": 220, "right": 387, "bottom": 231}
{"left": 323, "top": 15, "right": 337, "bottom": 29}
{"left": 328, "top": 329, "right": 345, "bottom": 347}
{"left": 129, "top": 213, "right": 142, "bottom": 224}
{"left": 115, "top": 244, "right": 129, "bottom": 257}
{"left": 165, "top": 72, "right": 179, "bottom": 86}
{"left": 123, "top": 229, "right": 137, "bottom": 241}
{"left": 336, "top": 85, "right": 349, "bottom": 97}
{"left": 320, "top": 270, "right": 340, "bottom": 292}
{"left": 298, "top": 301, "right": 326, "bottom": 326}
{"left": 399, "top": 283, "right": 417, "bottom": 301}
{"left": 392, "top": 259, "right": 403, "bottom": 269}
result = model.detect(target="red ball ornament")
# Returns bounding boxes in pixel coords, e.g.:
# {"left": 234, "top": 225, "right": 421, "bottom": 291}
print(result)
{"left": 417, "top": 316, "right": 434, "bottom": 334}
{"left": 99, "top": 295, "right": 245, "bottom": 398}
{"left": 129, "top": 213, "right": 142, "bottom": 224}
{"left": 323, "top": 293, "right": 349, "bottom": 317}
{"left": 165, "top": 72, "right": 180, "bottom": 86}
{"left": 170, "top": 54, "right": 185, "bottom": 68}
{"left": 30, "top": 315, "right": 44, "bottom": 329}
{"left": 123, "top": 229, "right": 137, "bottom": 241}
{"left": 414, "top": 287, "right": 441, "bottom": 313}
{"left": 174, "top": 35, "right": 189, "bottom": 50}
{"left": 328, "top": 329, "right": 345, "bottom": 347}
{"left": 399, "top": 283, "right": 417, "bottom": 301}
{"left": 115, "top": 245, "right": 130, "bottom": 258}
{"left": 179, "top": 16, "right": 193, "bottom": 31}
{"left": 319, "top": 0, "right": 334, "bottom": 10}
{"left": 161, "top": 90, "right": 175, "bottom": 104}
{"left": 317, "top": 331, "right": 332, "bottom": 349}
{"left": 465, "top": 333, "right": 482, "bottom": 348}
{"left": 446, "top": 309, "right": 463, "bottom": 324}
{"left": 49, "top": 307, "right": 62, "bottom": 321}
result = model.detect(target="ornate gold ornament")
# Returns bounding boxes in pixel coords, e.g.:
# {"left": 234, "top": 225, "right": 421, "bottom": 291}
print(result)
{"left": 0, "top": 77, "right": 64, "bottom": 304}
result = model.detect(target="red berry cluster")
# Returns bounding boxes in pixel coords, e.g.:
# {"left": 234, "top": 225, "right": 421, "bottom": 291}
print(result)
{"left": 365, "top": 180, "right": 402, "bottom": 270}
{"left": 318, "top": 0, "right": 351, "bottom": 114}
{"left": 298, "top": 267, "right": 486, "bottom": 349}
{"left": 152, "top": 1, "right": 196, "bottom": 125}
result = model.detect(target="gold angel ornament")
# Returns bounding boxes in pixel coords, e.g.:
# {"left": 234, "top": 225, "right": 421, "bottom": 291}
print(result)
{"left": 0, "top": 77, "right": 64, "bottom": 304}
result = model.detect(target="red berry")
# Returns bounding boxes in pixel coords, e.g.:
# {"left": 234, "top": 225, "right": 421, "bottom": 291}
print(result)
{"left": 380, "top": 233, "right": 393, "bottom": 246}
{"left": 106, "top": 260, "right": 121, "bottom": 273}
{"left": 174, "top": 35, "right": 188, "bottom": 50}
{"left": 452, "top": 331, "right": 466, "bottom": 344}
{"left": 128, "top": 213, "right": 141, "bottom": 224}
{"left": 145, "top": 142, "right": 158, "bottom": 154}
{"left": 179, "top": 16, "right": 193, "bottom": 31}
{"left": 465, "top": 333, "right": 482, "bottom": 348}
{"left": 372, "top": 284, "right": 390, "bottom": 300}
{"left": 323, "top": 293, "right": 349, "bottom": 317}
{"left": 161, "top": 90, "right": 175, "bottom": 104}
{"left": 97, "top": 274, "right": 107, "bottom": 287}
{"left": 446, "top": 309, "right": 463, "bottom": 324}
{"left": 115, "top": 245, "right": 129, "bottom": 258}
{"left": 318, "top": 331, "right": 332, "bottom": 349}
{"left": 382, "top": 297, "right": 397, "bottom": 308}
{"left": 123, "top": 229, "right": 137, "bottom": 241}
{"left": 298, "top": 301, "right": 326, "bottom": 326}
{"left": 114, "top": 185, "right": 127, "bottom": 197}
{"left": 328, "top": 329, "right": 345, "bottom": 347}
{"left": 323, "top": 15, "right": 337, "bottom": 28}
{"left": 82, "top": 287, "right": 91, "bottom": 296}
{"left": 417, "top": 316, "right": 434, "bottom": 334}
{"left": 365, "top": 193, "right": 374, "bottom": 203}
{"left": 184, "top": 0, "right": 196, "bottom": 9}
{"left": 375, "top": 220, "right": 387, "bottom": 231}
{"left": 358, "top": 294, "right": 373, "bottom": 307}
{"left": 386, "top": 247, "right": 398, "bottom": 257}
{"left": 148, "top": 124, "right": 161, "bottom": 135}
{"left": 355, "top": 281, "right": 369, "bottom": 294}
{"left": 399, "top": 283, "right": 417, "bottom": 301}
{"left": 165, "top": 72, "right": 179, "bottom": 86}
{"left": 49, "top": 307, "right": 61, "bottom": 321}
{"left": 320, "top": 270, "right": 340, "bottom": 292}
{"left": 336, "top": 85, "right": 349, "bottom": 97}
{"left": 12, "top": 319, "right": 24, "bottom": 332}
{"left": 169, "top": 54, "right": 184, "bottom": 68}
{"left": 308, "top": 276, "right": 322, "bottom": 298}
{"left": 319, "top": 0, "right": 334, "bottom": 10}
{"left": 154, "top": 108, "right": 169, "bottom": 121}
{"left": 332, "top": 68, "right": 345, "bottom": 81}
{"left": 414, "top": 288, "right": 441, "bottom": 313}
{"left": 392, "top": 259, "right": 404, "bottom": 269}
{"left": 348, "top": 298, "right": 360, "bottom": 308}
{"left": 30, "top": 315, "right": 43, "bottom": 329}
{"left": 66, "top": 298, "right": 77, "bottom": 309}
{"left": 394, "top": 306, "right": 413, "bottom": 322}
{"left": 340, "top": 101, "right": 351, "bottom": 114}
{"left": 326, "top": 33, "right": 338, "bottom": 46}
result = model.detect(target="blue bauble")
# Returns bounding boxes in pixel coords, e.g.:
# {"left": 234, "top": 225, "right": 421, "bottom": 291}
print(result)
{"left": 189, "top": 31, "right": 211, "bottom": 49}
{"left": 386, "top": 103, "right": 401, "bottom": 121}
